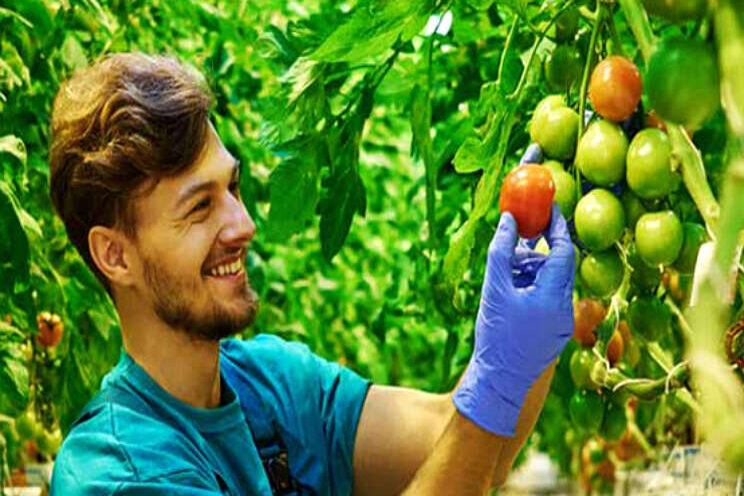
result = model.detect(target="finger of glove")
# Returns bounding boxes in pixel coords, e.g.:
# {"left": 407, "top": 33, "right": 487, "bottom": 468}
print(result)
{"left": 535, "top": 205, "right": 575, "bottom": 291}
{"left": 487, "top": 213, "right": 519, "bottom": 289}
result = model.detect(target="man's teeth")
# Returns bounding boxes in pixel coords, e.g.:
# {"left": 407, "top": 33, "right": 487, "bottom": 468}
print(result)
{"left": 209, "top": 259, "right": 242, "bottom": 277}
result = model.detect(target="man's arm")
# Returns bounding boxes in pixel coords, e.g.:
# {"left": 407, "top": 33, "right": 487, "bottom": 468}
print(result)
{"left": 351, "top": 363, "right": 556, "bottom": 495}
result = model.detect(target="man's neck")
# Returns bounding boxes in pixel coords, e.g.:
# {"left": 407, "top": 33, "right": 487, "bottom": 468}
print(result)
{"left": 117, "top": 300, "right": 223, "bottom": 409}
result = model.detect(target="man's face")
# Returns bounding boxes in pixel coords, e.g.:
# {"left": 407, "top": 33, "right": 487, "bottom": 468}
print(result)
{"left": 128, "top": 126, "right": 258, "bottom": 341}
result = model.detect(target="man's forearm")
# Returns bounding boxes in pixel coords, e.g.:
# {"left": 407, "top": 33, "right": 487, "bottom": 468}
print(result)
{"left": 400, "top": 411, "right": 506, "bottom": 495}
{"left": 491, "top": 362, "right": 556, "bottom": 486}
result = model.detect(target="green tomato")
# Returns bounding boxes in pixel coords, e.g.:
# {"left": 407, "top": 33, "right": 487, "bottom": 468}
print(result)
{"left": 543, "top": 160, "right": 577, "bottom": 218}
{"left": 580, "top": 249, "right": 624, "bottom": 298}
{"left": 576, "top": 120, "right": 628, "bottom": 186}
{"left": 628, "top": 243, "right": 662, "bottom": 295}
{"left": 635, "top": 211, "right": 684, "bottom": 266}
{"left": 574, "top": 189, "right": 626, "bottom": 251}
{"left": 553, "top": 7, "right": 579, "bottom": 42}
{"left": 570, "top": 348, "right": 598, "bottom": 389}
{"left": 628, "top": 295, "right": 670, "bottom": 341}
{"left": 646, "top": 38, "right": 720, "bottom": 129}
{"left": 626, "top": 128, "right": 679, "bottom": 199}
{"left": 545, "top": 45, "right": 582, "bottom": 92}
{"left": 14, "top": 412, "right": 36, "bottom": 440}
{"left": 569, "top": 390, "right": 605, "bottom": 434}
{"left": 674, "top": 222, "right": 707, "bottom": 274}
{"left": 642, "top": 0, "right": 707, "bottom": 22}
{"left": 530, "top": 95, "right": 579, "bottom": 160}
{"left": 601, "top": 402, "right": 627, "bottom": 442}
{"left": 621, "top": 189, "right": 647, "bottom": 230}
{"left": 37, "top": 429, "right": 62, "bottom": 456}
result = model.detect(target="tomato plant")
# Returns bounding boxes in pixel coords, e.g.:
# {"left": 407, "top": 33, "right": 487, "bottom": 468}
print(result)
{"left": 530, "top": 95, "right": 580, "bottom": 160}
{"left": 589, "top": 56, "right": 643, "bottom": 122}
{"left": 626, "top": 128, "right": 678, "bottom": 199}
{"left": 544, "top": 45, "right": 582, "bottom": 92}
{"left": 543, "top": 160, "right": 576, "bottom": 219}
{"left": 580, "top": 249, "right": 624, "bottom": 298}
{"left": 576, "top": 120, "right": 629, "bottom": 186}
{"left": 499, "top": 164, "right": 555, "bottom": 238}
{"left": 635, "top": 211, "right": 684, "bottom": 266}
{"left": 574, "top": 189, "right": 626, "bottom": 251}
{"left": 646, "top": 38, "right": 720, "bottom": 129}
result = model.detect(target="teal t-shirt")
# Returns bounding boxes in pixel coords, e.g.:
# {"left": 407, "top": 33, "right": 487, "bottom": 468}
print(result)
{"left": 50, "top": 334, "right": 371, "bottom": 495}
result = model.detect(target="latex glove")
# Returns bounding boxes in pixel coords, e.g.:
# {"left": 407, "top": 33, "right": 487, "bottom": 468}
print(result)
{"left": 453, "top": 205, "right": 575, "bottom": 436}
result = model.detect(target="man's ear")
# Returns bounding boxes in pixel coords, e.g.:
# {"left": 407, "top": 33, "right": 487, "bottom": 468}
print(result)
{"left": 88, "top": 226, "right": 136, "bottom": 288}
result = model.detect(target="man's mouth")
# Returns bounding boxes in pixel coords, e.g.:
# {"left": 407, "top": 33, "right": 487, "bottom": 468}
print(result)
{"left": 203, "top": 254, "right": 245, "bottom": 280}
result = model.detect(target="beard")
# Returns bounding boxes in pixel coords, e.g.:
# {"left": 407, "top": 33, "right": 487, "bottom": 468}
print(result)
{"left": 141, "top": 252, "right": 259, "bottom": 342}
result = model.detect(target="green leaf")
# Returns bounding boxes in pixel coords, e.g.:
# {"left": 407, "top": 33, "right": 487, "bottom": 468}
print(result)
{"left": 311, "top": 0, "right": 435, "bottom": 63}
{"left": 60, "top": 33, "right": 88, "bottom": 70}
{"left": 453, "top": 137, "right": 486, "bottom": 174}
{"left": 0, "top": 181, "right": 30, "bottom": 287}
{"left": 0, "top": 338, "right": 29, "bottom": 418}
{"left": 410, "top": 85, "right": 433, "bottom": 166}
{"left": 0, "top": 135, "right": 27, "bottom": 166}
{"left": 319, "top": 163, "right": 366, "bottom": 261}
{"left": 267, "top": 157, "right": 319, "bottom": 241}
{"left": 442, "top": 218, "right": 478, "bottom": 289}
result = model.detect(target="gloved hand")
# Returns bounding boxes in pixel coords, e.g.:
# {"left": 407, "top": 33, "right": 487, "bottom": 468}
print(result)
{"left": 453, "top": 205, "right": 575, "bottom": 436}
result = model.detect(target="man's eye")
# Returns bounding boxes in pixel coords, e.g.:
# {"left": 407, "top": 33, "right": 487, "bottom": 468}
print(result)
{"left": 192, "top": 198, "right": 211, "bottom": 213}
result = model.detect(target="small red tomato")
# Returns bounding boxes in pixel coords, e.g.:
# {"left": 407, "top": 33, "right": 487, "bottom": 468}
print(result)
{"left": 606, "top": 330, "right": 624, "bottom": 366}
{"left": 573, "top": 298, "right": 606, "bottom": 347}
{"left": 36, "top": 312, "right": 64, "bottom": 348}
{"left": 589, "top": 56, "right": 642, "bottom": 122}
{"left": 498, "top": 163, "right": 555, "bottom": 238}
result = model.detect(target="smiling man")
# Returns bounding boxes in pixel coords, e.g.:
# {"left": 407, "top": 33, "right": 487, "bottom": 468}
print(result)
{"left": 49, "top": 53, "right": 574, "bottom": 495}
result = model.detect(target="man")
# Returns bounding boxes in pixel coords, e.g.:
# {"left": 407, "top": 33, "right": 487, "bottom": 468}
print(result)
{"left": 48, "top": 53, "right": 574, "bottom": 495}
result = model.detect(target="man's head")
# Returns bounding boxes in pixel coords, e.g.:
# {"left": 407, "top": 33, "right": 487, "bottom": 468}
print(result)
{"left": 49, "top": 53, "right": 258, "bottom": 341}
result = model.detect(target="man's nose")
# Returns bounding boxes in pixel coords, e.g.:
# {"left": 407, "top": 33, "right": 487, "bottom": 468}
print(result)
{"left": 219, "top": 192, "right": 256, "bottom": 246}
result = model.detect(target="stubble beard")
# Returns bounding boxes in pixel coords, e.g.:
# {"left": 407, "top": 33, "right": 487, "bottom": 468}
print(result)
{"left": 141, "top": 254, "right": 259, "bottom": 342}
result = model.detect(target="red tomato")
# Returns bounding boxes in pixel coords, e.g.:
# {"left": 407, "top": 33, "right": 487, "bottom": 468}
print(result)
{"left": 36, "top": 311, "right": 64, "bottom": 348}
{"left": 606, "top": 330, "right": 624, "bottom": 366}
{"left": 573, "top": 298, "right": 606, "bottom": 347}
{"left": 589, "top": 56, "right": 642, "bottom": 122}
{"left": 498, "top": 164, "right": 555, "bottom": 238}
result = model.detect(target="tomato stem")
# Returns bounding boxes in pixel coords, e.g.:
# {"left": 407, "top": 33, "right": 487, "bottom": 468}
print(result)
{"left": 496, "top": 16, "right": 519, "bottom": 87}
{"left": 575, "top": 2, "right": 606, "bottom": 204}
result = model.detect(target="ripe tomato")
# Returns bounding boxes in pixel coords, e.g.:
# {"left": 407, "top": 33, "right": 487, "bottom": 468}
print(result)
{"left": 36, "top": 312, "right": 64, "bottom": 348}
{"left": 530, "top": 95, "right": 580, "bottom": 160}
{"left": 635, "top": 211, "right": 684, "bottom": 266}
{"left": 570, "top": 348, "right": 599, "bottom": 389}
{"left": 574, "top": 189, "right": 626, "bottom": 251}
{"left": 627, "top": 295, "right": 670, "bottom": 341}
{"left": 580, "top": 249, "right": 624, "bottom": 298}
{"left": 543, "top": 160, "right": 576, "bottom": 219}
{"left": 614, "top": 429, "right": 643, "bottom": 461}
{"left": 544, "top": 45, "right": 582, "bottom": 92}
{"left": 589, "top": 56, "right": 642, "bottom": 122}
{"left": 674, "top": 222, "right": 707, "bottom": 274}
{"left": 574, "top": 298, "right": 606, "bottom": 346}
{"left": 642, "top": 0, "right": 707, "bottom": 22}
{"left": 576, "top": 120, "right": 629, "bottom": 186}
{"left": 626, "top": 128, "right": 679, "bottom": 199}
{"left": 499, "top": 164, "right": 555, "bottom": 238}
{"left": 606, "top": 330, "right": 624, "bottom": 366}
{"left": 569, "top": 390, "right": 605, "bottom": 434}
{"left": 646, "top": 38, "right": 719, "bottom": 129}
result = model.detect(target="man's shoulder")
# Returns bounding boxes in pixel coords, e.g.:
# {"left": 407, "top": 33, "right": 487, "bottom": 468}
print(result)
{"left": 220, "top": 334, "right": 318, "bottom": 375}
{"left": 51, "top": 390, "right": 213, "bottom": 494}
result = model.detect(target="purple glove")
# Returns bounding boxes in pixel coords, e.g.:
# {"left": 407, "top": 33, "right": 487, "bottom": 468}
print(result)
{"left": 453, "top": 205, "right": 575, "bottom": 436}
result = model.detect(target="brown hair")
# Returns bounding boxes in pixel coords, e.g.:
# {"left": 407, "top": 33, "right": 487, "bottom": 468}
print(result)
{"left": 49, "top": 52, "right": 212, "bottom": 295}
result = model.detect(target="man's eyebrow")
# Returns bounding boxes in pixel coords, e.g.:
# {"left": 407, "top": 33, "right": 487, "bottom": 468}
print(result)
{"left": 176, "top": 158, "right": 241, "bottom": 209}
